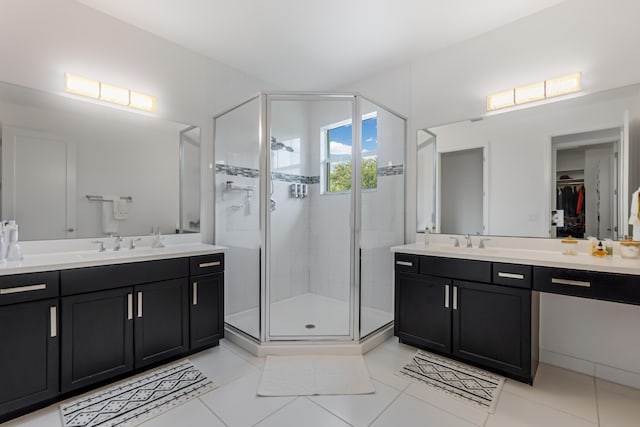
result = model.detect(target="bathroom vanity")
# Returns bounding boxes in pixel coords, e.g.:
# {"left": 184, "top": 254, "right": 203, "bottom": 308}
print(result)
{"left": 393, "top": 242, "right": 640, "bottom": 385}
{"left": 0, "top": 244, "right": 224, "bottom": 423}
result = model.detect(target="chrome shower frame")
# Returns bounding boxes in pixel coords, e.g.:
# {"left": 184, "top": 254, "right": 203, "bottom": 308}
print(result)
{"left": 214, "top": 91, "right": 407, "bottom": 349}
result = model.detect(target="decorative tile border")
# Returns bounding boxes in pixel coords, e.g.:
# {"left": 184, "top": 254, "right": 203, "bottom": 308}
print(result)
{"left": 377, "top": 164, "right": 404, "bottom": 176}
{"left": 216, "top": 163, "right": 403, "bottom": 182}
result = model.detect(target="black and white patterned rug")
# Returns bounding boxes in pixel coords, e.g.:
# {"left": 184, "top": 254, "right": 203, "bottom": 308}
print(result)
{"left": 60, "top": 360, "right": 216, "bottom": 427}
{"left": 399, "top": 350, "right": 504, "bottom": 413}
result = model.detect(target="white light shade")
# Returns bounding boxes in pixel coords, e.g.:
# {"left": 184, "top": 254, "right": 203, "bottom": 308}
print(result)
{"left": 66, "top": 73, "right": 99, "bottom": 98}
{"left": 515, "top": 81, "right": 545, "bottom": 104}
{"left": 546, "top": 72, "right": 581, "bottom": 98}
{"left": 100, "top": 83, "right": 130, "bottom": 105}
{"left": 487, "top": 89, "right": 515, "bottom": 111}
{"left": 129, "top": 91, "right": 156, "bottom": 112}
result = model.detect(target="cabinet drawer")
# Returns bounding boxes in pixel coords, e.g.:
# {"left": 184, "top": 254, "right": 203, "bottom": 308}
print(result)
{"left": 493, "top": 263, "right": 532, "bottom": 289}
{"left": 190, "top": 253, "right": 224, "bottom": 276}
{"left": 533, "top": 267, "right": 640, "bottom": 305}
{"left": 394, "top": 253, "right": 419, "bottom": 274}
{"left": 0, "top": 272, "right": 59, "bottom": 306}
{"left": 420, "top": 256, "right": 491, "bottom": 283}
{"left": 61, "top": 258, "right": 189, "bottom": 296}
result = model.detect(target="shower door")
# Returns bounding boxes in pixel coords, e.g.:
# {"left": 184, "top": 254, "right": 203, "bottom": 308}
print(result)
{"left": 266, "top": 95, "right": 357, "bottom": 340}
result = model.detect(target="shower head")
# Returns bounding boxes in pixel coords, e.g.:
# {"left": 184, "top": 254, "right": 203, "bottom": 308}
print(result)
{"left": 270, "top": 136, "right": 294, "bottom": 152}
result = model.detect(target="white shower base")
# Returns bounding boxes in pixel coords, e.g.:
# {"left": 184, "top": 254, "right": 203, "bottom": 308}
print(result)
{"left": 225, "top": 292, "right": 393, "bottom": 339}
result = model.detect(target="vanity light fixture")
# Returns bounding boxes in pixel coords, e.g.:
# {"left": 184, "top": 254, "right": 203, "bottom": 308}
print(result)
{"left": 546, "top": 72, "right": 581, "bottom": 98}
{"left": 486, "top": 89, "right": 515, "bottom": 111}
{"left": 65, "top": 73, "right": 156, "bottom": 112}
{"left": 487, "top": 72, "right": 581, "bottom": 111}
{"left": 515, "top": 81, "right": 545, "bottom": 104}
{"left": 99, "top": 83, "right": 130, "bottom": 105}
{"left": 65, "top": 73, "right": 100, "bottom": 99}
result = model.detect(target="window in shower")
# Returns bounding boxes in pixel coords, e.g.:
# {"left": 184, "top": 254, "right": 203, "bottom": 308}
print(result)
{"left": 323, "top": 113, "right": 377, "bottom": 193}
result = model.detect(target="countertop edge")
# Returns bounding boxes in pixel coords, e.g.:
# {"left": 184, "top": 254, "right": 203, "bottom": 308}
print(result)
{"left": 392, "top": 244, "right": 640, "bottom": 276}
{"left": 0, "top": 245, "right": 226, "bottom": 276}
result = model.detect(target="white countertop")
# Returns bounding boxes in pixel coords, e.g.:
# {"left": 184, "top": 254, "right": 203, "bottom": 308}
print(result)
{"left": 0, "top": 243, "right": 225, "bottom": 276}
{"left": 392, "top": 242, "right": 640, "bottom": 276}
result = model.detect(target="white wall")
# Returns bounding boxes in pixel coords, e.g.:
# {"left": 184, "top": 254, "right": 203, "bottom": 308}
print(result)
{"left": 0, "top": 0, "right": 272, "bottom": 243}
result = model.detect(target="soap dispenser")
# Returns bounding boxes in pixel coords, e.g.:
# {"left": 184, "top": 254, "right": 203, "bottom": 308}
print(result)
{"left": 5, "top": 221, "right": 23, "bottom": 261}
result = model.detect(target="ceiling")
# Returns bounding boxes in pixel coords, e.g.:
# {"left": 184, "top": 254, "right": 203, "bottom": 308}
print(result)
{"left": 76, "top": 0, "right": 567, "bottom": 90}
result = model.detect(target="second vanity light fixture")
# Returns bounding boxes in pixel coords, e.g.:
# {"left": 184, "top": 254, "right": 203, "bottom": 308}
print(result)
{"left": 487, "top": 72, "right": 581, "bottom": 111}
{"left": 65, "top": 73, "right": 156, "bottom": 112}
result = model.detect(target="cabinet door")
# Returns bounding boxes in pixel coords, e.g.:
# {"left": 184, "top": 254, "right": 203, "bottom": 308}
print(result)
{"left": 0, "top": 299, "right": 58, "bottom": 419}
{"left": 190, "top": 273, "right": 224, "bottom": 351}
{"left": 61, "top": 288, "right": 134, "bottom": 393}
{"left": 452, "top": 281, "right": 531, "bottom": 381}
{"left": 134, "top": 279, "right": 189, "bottom": 368}
{"left": 395, "top": 273, "right": 451, "bottom": 353}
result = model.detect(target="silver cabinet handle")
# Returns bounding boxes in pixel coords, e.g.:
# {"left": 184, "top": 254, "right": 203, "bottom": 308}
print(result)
{"left": 137, "top": 291, "right": 143, "bottom": 318}
{"left": 445, "top": 284, "right": 450, "bottom": 308}
{"left": 498, "top": 272, "right": 525, "bottom": 280}
{"left": 551, "top": 278, "right": 591, "bottom": 288}
{"left": 396, "top": 261, "right": 413, "bottom": 267}
{"left": 453, "top": 286, "right": 458, "bottom": 310}
{"left": 193, "top": 282, "right": 198, "bottom": 305}
{"left": 50, "top": 306, "right": 57, "bottom": 338}
{"left": 127, "top": 293, "right": 133, "bottom": 320}
{"left": 0, "top": 283, "right": 46, "bottom": 295}
{"left": 199, "top": 261, "right": 221, "bottom": 268}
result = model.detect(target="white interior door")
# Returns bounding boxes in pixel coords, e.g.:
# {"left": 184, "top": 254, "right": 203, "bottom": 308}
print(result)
{"left": 2, "top": 126, "right": 76, "bottom": 240}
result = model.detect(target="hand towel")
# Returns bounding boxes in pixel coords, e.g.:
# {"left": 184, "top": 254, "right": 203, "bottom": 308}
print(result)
{"left": 629, "top": 189, "right": 640, "bottom": 240}
{"left": 101, "top": 195, "right": 119, "bottom": 235}
{"left": 113, "top": 198, "right": 129, "bottom": 220}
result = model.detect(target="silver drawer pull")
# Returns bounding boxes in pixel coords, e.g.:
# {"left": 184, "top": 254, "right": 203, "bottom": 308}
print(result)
{"left": 137, "top": 291, "right": 143, "bottom": 318}
{"left": 50, "top": 306, "right": 57, "bottom": 338}
{"left": 0, "top": 283, "right": 46, "bottom": 295}
{"left": 498, "top": 272, "right": 525, "bottom": 280}
{"left": 127, "top": 293, "right": 133, "bottom": 320}
{"left": 396, "top": 261, "right": 413, "bottom": 267}
{"left": 199, "top": 261, "right": 221, "bottom": 268}
{"left": 193, "top": 282, "right": 198, "bottom": 305}
{"left": 551, "top": 278, "right": 591, "bottom": 288}
{"left": 445, "top": 284, "right": 450, "bottom": 308}
{"left": 453, "top": 286, "right": 458, "bottom": 310}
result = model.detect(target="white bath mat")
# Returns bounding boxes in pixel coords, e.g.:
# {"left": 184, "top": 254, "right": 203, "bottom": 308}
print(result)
{"left": 60, "top": 360, "right": 216, "bottom": 427}
{"left": 398, "top": 350, "right": 504, "bottom": 413}
{"left": 257, "top": 355, "right": 375, "bottom": 396}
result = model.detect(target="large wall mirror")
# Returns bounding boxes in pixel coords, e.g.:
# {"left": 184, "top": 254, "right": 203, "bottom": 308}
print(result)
{"left": 0, "top": 81, "right": 200, "bottom": 241}
{"left": 417, "top": 83, "right": 640, "bottom": 240}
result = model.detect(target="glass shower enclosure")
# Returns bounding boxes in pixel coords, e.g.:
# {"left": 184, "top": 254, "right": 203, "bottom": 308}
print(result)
{"left": 215, "top": 93, "right": 405, "bottom": 344}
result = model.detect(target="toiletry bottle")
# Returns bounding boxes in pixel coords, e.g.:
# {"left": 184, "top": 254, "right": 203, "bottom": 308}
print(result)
{"left": 594, "top": 240, "right": 607, "bottom": 257}
{"left": 605, "top": 239, "right": 613, "bottom": 256}
{"left": 5, "top": 221, "right": 22, "bottom": 261}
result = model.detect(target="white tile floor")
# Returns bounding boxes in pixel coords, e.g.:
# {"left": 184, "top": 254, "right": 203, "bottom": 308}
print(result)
{"left": 4, "top": 337, "right": 640, "bottom": 427}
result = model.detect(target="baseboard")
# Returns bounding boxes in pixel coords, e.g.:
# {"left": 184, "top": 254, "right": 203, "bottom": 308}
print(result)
{"left": 540, "top": 348, "right": 640, "bottom": 389}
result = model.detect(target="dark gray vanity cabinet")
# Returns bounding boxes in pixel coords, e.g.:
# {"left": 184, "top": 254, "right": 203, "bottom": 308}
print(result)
{"left": 189, "top": 253, "right": 225, "bottom": 351}
{"left": 60, "top": 258, "right": 189, "bottom": 393}
{"left": 0, "top": 272, "right": 59, "bottom": 421}
{"left": 134, "top": 279, "right": 189, "bottom": 368}
{"left": 395, "top": 272, "right": 451, "bottom": 353}
{"left": 394, "top": 253, "right": 538, "bottom": 384}
{"left": 60, "top": 287, "right": 134, "bottom": 393}
{"left": 452, "top": 280, "right": 535, "bottom": 382}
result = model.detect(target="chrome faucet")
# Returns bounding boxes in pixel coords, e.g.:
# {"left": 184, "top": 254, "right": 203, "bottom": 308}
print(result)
{"left": 91, "top": 240, "right": 106, "bottom": 252}
{"left": 464, "top": 234, "right": 473, "bottom": 248}
{"left": 449, "top": 236, "right": 460, "bottom": 247}
{"left": 113, "top": 236, "right": 124, "bottom": 251}
{"left": 129, "top": 238, "right": 142, "bottom": 250}
{"left": 479, "top": 238, "right": 491, "bottom": 249}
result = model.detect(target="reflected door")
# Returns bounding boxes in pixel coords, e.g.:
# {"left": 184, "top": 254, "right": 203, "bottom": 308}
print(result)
{"left": 1, "top": 126, "right": 76, "bottom": 239}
